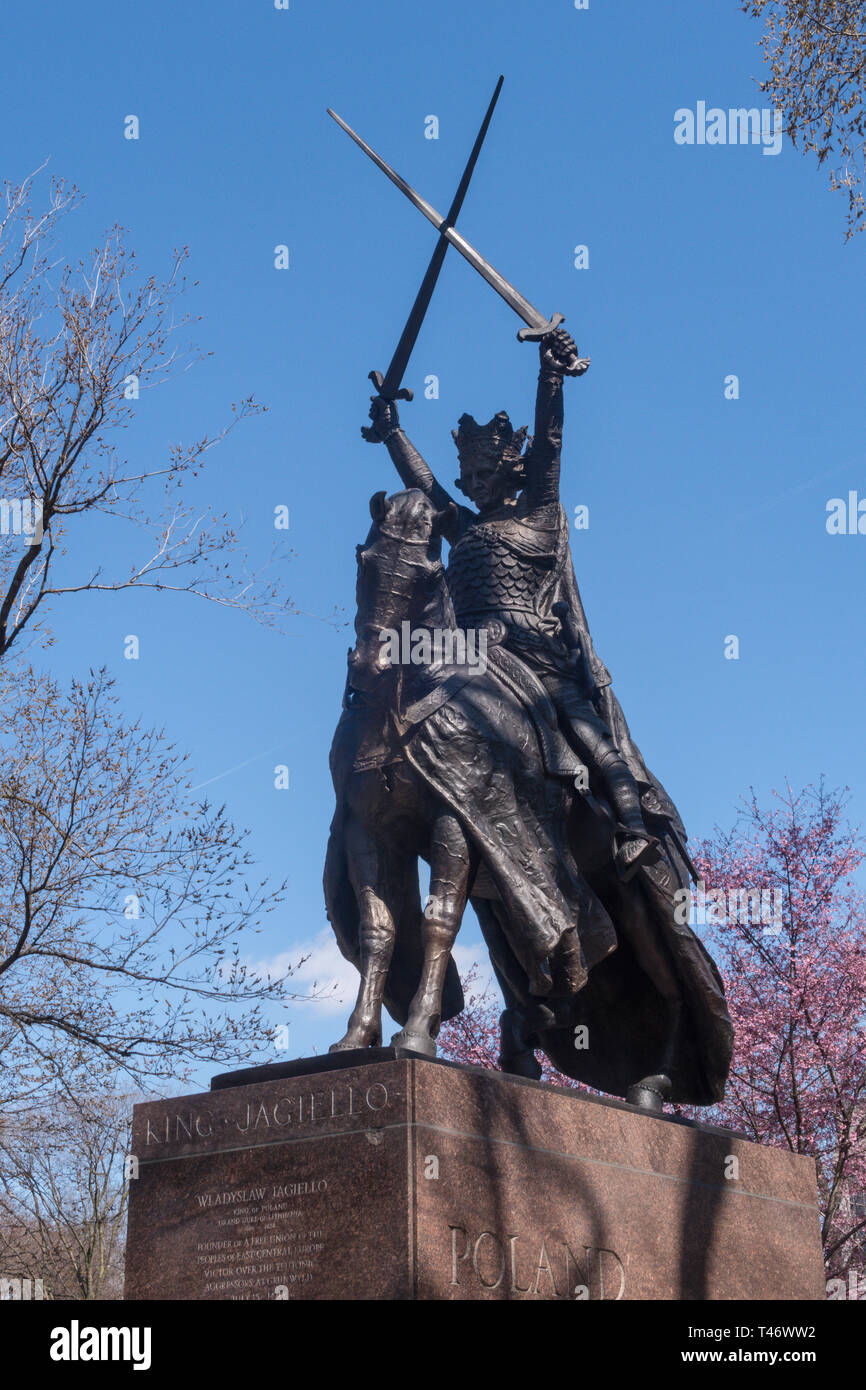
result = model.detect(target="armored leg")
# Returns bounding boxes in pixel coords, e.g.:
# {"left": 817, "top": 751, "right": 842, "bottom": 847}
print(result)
{"left": 544, "top": 676, "right": 658, "bottom": 881}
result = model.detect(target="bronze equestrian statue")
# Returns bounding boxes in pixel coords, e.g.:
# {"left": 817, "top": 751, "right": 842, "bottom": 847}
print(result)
{"left": 324, "top": 86, "right": 732, "bottom": 1111}
{"left": 324, "top": 329, "right": 732, "bottom": 1110}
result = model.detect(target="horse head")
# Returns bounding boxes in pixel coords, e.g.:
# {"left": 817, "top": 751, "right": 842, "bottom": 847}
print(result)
{"left": 347, "top": 489, "right": 455, "bottom": 698}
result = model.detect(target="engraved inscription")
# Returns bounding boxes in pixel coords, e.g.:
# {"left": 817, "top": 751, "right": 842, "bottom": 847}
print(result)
{"left": 192, "top": 1180, "right": 330, "bottom": 1298}
{"left": 448, "top": 1223, "right": 626, "bottom": 1300}
{"left": 142, "top": 1081, "right": 390, "bottom": 1148}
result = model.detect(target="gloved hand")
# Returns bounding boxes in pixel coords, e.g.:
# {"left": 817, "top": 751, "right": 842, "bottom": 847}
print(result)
{"left": 361, "top": 395, "right": 401, "bottom": 444}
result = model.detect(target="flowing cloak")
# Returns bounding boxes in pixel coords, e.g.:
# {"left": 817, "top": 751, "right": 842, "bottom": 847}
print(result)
{"left": 467, "top": 501, "right": 733, "bottom": 1104}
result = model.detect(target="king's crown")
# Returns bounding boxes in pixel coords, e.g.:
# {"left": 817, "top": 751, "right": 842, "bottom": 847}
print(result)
{"left": 452, "top": 411, "right": 530, "bottom": 465}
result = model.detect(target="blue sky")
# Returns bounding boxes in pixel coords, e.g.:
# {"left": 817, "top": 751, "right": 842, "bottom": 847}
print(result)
{"left": 3, "top": 0, "right": 863, "bottom": 1078}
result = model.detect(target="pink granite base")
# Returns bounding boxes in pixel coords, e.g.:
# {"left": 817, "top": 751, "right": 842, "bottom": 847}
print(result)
{"left": 124, "top": 1058, "right": 826, "bottom": 1300}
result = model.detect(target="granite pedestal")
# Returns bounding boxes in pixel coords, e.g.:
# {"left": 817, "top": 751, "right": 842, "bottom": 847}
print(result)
{"left": 124, "top": 1052, "right": 826, "bottom": 1300}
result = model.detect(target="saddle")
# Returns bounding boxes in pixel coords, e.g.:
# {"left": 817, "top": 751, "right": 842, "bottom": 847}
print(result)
{"left": 398, "top": 630, "right": 583, "bottom": 783}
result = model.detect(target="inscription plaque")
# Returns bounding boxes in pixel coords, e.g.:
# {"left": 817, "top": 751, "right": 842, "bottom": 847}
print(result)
{"left": 126, "top": 1063, "right": 405, "bottom": 1300}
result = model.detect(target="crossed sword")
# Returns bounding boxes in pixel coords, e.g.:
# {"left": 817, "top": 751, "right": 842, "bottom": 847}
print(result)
{"left": 328, "top": 77, "right": 588, "bottom": 408}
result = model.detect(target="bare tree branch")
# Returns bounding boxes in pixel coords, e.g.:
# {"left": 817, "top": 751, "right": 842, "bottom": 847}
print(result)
{"left": 0, "top": 666, "right": 324, "bottom": 1101}
{"left": 0, "top": 167, "right": 295, "bottom": 662}
{"left": 744, "top": 2, "right": 866, "bottom": 238}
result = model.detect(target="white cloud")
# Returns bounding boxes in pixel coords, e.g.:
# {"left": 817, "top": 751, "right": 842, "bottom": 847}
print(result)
{"left": 254, "top": 930, "right": 360, "bottom": 1018}
{"left": 253, "top": 931, "right": 498, "bottom": 1026}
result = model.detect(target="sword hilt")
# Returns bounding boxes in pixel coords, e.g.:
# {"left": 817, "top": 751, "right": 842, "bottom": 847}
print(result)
{"left": 520, "top": 317, "right": 590, "bottom": 377}
{"left": 516, "top": 312, "right": 565, "bottom": 343}
{"left": 368, "top": 369, "right": 414, "bottom": 403}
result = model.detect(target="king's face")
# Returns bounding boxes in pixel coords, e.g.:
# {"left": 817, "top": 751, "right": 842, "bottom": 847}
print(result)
{"left": 458, "top": 451, "right": 510, "bottom": 509}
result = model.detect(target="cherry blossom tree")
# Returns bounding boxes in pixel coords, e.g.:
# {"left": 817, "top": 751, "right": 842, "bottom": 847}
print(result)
{"left": 439, "top": 782, "right": 866, "bottom": 1286}
{"left": 691, "top": 781, "right": 866, "bottom": 1287}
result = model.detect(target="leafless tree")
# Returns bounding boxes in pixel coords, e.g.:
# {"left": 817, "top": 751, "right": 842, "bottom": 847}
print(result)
{"left": 0, "top": 1082, "right": 132, "bottom": 1299}
{"left": 0, "top": 165, "right": 291, "bottom": 663}
{"left": 744, "top": 1, "right": 866, "bottom": 237}
{"left": 0, "top": 665, "right": 311, "bottom": 1104}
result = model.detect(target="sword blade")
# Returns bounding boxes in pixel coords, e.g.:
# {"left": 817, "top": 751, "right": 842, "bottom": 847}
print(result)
{"left": 327, "top": 107, "right": 446, "bottom": 230}
{"left": 439, "top": 223, "right": 557, "bottom": 337}
{"left": 328, "top": 102, "right": 562, "bottom": 341}
{"left": 378, "top": 75, "right": 504, "bottom": 398}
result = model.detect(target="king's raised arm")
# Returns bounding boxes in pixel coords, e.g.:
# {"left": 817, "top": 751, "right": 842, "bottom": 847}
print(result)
{"left": 362, "top": 395, "right": 456, "bottom": 513}
{"left": 523, "top": 327, "right": 590, "bottom": 509}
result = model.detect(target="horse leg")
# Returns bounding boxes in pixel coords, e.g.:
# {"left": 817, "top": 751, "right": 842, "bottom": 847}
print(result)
{"left": 472, "top": 900, "right": 544, "bottom": 1080}
{"left": 392, "top": 811, "right": 471, "bottom": 1058}
{"left": 620, "top": 906, "right": 682, "bottom": 1110}
{"left": 330, "top": 818, "right": 395, "bottom": 1052}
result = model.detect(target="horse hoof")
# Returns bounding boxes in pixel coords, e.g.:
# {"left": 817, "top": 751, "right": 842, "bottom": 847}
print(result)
{"left": 391, "top": 1028, "right": 437, "bottom": 1058}
{"left": 329, "top": 1031, "right": 381, "bottom": 1053}
{"left": 626, "top": 1073, "right": 672, "bottom": 1112}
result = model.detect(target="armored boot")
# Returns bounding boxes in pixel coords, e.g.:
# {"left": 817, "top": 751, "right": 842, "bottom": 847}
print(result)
{"left": 601, "top": 756, "right": 660, "bottom": 882}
